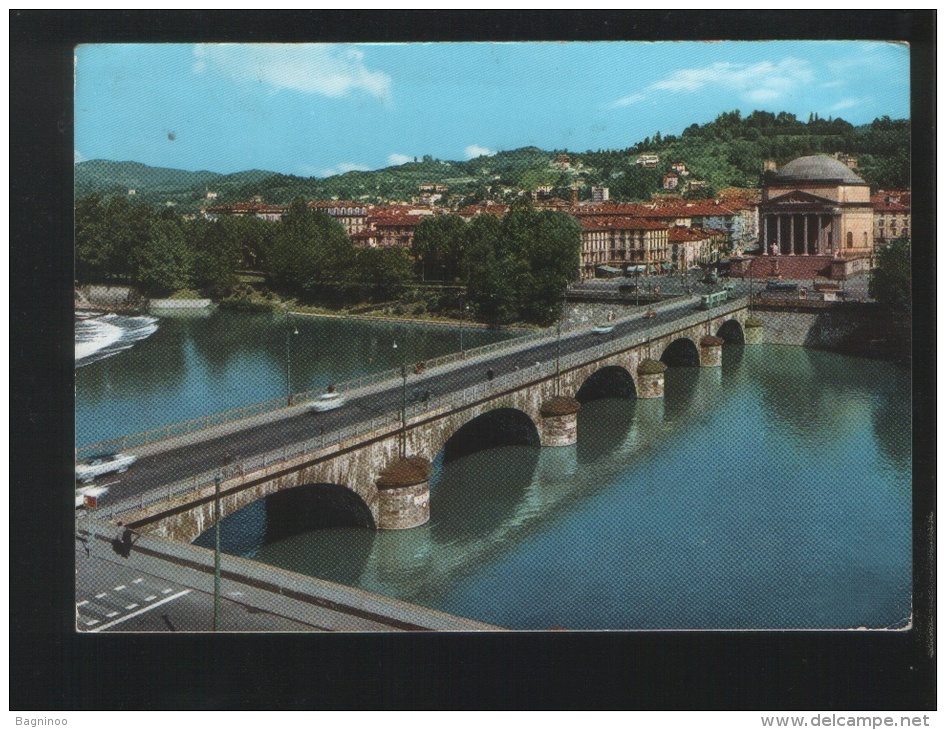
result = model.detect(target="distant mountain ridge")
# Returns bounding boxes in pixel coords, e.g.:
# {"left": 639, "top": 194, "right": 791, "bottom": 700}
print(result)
{"left": 75, "top": 111, "right": 909, "bottom": 211}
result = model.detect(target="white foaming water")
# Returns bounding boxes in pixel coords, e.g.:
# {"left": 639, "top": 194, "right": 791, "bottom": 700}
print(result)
{"left": 75, "top": 313, "right": 159, "bottom": 367}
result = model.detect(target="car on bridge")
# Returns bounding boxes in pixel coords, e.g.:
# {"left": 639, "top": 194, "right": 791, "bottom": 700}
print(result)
{"left": 308, "top": 392, "right": 346, "bottom": 413}
{"left": 75, "top": 484, "right": 108, "bottom": 508}
{"left": 75, "top": 452, "right": 137, "bottom": 484}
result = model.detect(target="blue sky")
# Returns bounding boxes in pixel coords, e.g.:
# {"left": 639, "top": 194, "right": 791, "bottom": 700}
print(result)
{"left": 74, "top": 41, "right": 910, "bottom": 176}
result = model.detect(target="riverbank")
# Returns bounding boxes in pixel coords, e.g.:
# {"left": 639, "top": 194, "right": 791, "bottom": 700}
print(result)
{"left": 290, "top": 307, "right": 533, "bottom": 332}
{"left": 753, "top": 302, "right": 911, "bottom": 365}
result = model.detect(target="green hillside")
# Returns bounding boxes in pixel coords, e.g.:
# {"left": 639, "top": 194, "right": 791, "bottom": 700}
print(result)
{"left": 75, "top": 112, "right": 910, "bottom": 210}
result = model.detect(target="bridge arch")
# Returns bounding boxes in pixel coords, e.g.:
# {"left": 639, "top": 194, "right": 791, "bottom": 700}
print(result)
{"left": 262, "top": 483, "right": 375, "bottom": 540}
{"left": 576, "top": 365, "right": 637, "bottom": 403}
{"left": 716, "top": 318, "right": 745, "bottom": 345}
{"left": 660, "top": 337, "right": 700, "bottom": 367}
{"left": 440, "top": 407, "right": 540, "bottom": 464}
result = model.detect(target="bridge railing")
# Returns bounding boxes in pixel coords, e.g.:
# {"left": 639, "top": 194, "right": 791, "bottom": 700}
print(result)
{"left": 100, "top": 298, "right": 747, "bottom": 519}
{"left": 77, "top": 311, "right": 601, "bottom": 460}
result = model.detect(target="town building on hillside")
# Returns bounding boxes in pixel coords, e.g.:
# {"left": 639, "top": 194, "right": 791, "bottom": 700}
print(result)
{"left": 308, "top": 200, "right": 373, "bottom": 235}
{"left": 871, "top": 191, "right": 911, "bottom": 244}
{"left": 576, "top": 216, "right": 669, "bottom": 279}
{"left": 663, "top": 172, "right": 680, "bottom": 190}
{"left": 833, "top": 152, "right": 858, "bottom": 169}
{"left": 671, "top": 162, "right": 689, "bottom": 176}
{"left": 591, "top": 186, "right": 610, "bottom": 203}
{"left": 458, "top": 203, "right": 510, "bottom": 221}
{"left": 758, "top": 155, "right": 873, "bottom": 261}
{"left": 635, "top": 153, "right": 659, "bottom": 168}
{"left": 206, "top": 201, "right": 285, "bottom": 222}
{"left": 205, "top": 191, "right": 218, "bottom": 200}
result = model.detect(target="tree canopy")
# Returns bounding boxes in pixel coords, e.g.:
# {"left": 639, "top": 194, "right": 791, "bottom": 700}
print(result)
{"left": 869, "top": 238, "right": 911, "bottom": 315}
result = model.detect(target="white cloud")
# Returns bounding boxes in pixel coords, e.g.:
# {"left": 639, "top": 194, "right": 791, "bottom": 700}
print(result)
{"left": 74, "top": 150, "right": 84, "bottom": 163}
{"left": 387, "top": 153, "right": 413, "bottom": 166}
{"left": 612, "top": 58, "right": 814, "bottom": 107}
{"left": 320, "top": 162, "right": 371, "bottom": 177}
{"left": 829, "top": 97, "right": 864, "bottom": 113}
{"left": 193, "top": 44, "right": 391, "bottom": 101}
{"left": 611, "top": 93, "right": 646, "bottom": 108}
{"left": 464, "top": 144, "right": 496, "bottom": 159}
{"left": 656, "top": 59, "right": 812, "bottom": 99}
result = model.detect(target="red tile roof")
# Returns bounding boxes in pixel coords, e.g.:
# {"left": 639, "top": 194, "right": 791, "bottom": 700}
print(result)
{"left": 578, "top": 216, "right": 668, "bottom": 232}
{"left": 667, "top": 226, "right": 709, "bottom": 242}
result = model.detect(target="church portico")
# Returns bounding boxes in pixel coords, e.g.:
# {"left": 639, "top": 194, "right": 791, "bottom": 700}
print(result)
{"left": 758, "top": 155, "right": 873, "bottom": 261}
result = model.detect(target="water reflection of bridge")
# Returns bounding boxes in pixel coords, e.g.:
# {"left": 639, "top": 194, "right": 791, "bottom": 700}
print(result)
{"left": 342, "top": 349, "right": 746, "bottom": 604}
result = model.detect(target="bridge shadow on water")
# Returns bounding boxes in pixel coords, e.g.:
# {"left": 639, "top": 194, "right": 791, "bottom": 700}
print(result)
{"left": 433, "top": 408, "right": 542, "bottom": 543}
{"left": 192, "top": 483, "right": 377, "bottom": 587}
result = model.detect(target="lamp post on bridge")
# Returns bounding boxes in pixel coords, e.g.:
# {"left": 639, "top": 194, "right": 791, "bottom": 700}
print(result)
{"left": 213, "top": 472, "right": 221, "bottom": 632}
{"left": 460, "top": 302, "right": 469, "bottom": 358}
{"left": 555, "top": 286, "right": 567, "bottom": 395}
{"left": 284, "top": 305, "right": 299, "bottom": 407}
{"left": 394, "top": 339, "right": 407, "bottom": 458}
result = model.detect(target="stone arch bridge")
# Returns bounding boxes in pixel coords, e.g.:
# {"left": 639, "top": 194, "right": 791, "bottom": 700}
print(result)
{"left": 119, "top": 300, "right": 750, "bottom": 543}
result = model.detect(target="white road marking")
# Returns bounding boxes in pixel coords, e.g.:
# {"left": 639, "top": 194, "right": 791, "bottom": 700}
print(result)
{"left": 161, "top": 588, "right": 172, "bottom": 594}
{"left": 84, "top": 619, "right": 99, "bottom": 626}
{"left": 133, "top": 578, "right": 143, "bottom": 583}
{"left": 76, "top": 600, "right": 88, "bottom": 606}
{"left": 114, "top": 585, "right": 126, "bottom": 591}
{"left": 125, "top": 603, "right": 138, "bottom": 610}
{"left": 144, "top": 595, "right": 157, "bottom": 602}
{"left": 95, "top": 593, "right": 107, "bottom": 599}
{"left": 88, "top": 590, "right": 191, "bottom": 633}
{"left": 106, "top": 611, "right": 119, "bottom": 617}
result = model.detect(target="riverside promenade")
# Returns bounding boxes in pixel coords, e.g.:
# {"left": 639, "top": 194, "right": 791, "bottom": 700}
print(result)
{"left": 75, "top": 517, "right": 500, "bottom": 632}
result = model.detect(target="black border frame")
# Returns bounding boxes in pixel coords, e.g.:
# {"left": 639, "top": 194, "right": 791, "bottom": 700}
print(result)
{"left": 10, "top": 9, "right": 935, "bottom": 710}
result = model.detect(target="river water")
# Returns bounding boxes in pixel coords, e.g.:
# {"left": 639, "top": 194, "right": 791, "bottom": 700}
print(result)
{"left": 75, "top": 309, "right": 520, "bottom": 446}
{"left": 77, "top": 311, "right": 911, "bottom": 630}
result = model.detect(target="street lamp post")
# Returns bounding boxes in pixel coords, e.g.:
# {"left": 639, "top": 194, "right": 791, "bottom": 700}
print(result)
{"left": 394, "top": 340, "right": 407, "bottom": 458}
{"left": 213, "top": 472, "right": 222, "bottom": 631}
{"left": 460, "top": 302, "right": 469, "bottom": 358}
{"left": 555, "top": 287, "right": 566, "bottom": 395}
{"left": 284, "top": 306, "right": 299, "bottom": 407}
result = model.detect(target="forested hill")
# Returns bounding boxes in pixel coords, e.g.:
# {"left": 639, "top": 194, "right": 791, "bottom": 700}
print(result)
{"left": 75, "top": 111, "right": 909, "bottom": 210}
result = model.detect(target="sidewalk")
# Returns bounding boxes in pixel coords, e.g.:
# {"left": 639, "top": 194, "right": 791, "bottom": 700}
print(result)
{"left": 76, "top": 519, "right": 501, "bottom": 632}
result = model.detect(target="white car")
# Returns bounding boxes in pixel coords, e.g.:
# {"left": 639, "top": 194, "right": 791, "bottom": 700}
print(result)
{"left": 75, "top": 485, "right": 109, "bottom": 509}
{"left": 592, "top": 323, "right": 615, "bottom": 334}
{"left": 75, "top": 452, "right": 137, "bottom": 484}
{"left": 308, "top": 392, "right": 346, "bottom": 413}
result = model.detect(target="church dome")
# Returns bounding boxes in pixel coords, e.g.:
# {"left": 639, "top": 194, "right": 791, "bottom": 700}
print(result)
{"left": 772, "top": 155, "right": 866, "bottom": 184}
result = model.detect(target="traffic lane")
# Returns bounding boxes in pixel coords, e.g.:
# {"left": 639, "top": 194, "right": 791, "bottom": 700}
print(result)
{"left": 95, "top": 303, "right": 708, "bottom": 505}
{"left": 75, "top": 543, "right": 320, "bottom": 632}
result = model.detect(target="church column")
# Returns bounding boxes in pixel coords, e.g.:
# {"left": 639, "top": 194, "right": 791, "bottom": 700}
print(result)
{"left": 775, "top": 214, "right": 782, "bottom": 255}
{"left": 789, "top": 215, "right": 795, "bottom": 255}
{"left": 803, "top": 215, "right": 809, "bottom": 256}
{"left": 763, "top": 216, "right": 769, "bottom": 254}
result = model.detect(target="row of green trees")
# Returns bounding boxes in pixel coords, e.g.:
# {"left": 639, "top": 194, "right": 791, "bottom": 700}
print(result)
{"left": 75, "top": 195, "right": 416, "bottom": 303}
{"left": 411, "top": 202, "right": 581, "bottom": 324}
{"left": 75, "top": 195, "right": 583, "bottom": 325}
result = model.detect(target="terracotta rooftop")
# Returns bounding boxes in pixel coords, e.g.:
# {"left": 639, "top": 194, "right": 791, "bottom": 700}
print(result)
{"left": 578, "top": 216, "right": 668, "bottom": 232}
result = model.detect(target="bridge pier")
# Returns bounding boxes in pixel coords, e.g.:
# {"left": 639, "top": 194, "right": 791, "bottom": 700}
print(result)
{"left": 376, "top": 456, "right": 432, "bottom": 530}
{"left": 539, "top": 396, "right": 581, "bottom": 447}
{"left": 637, "top": 359, "right": 667, "bottom": 398}
{"left": 744, "top": 316, "right": 765, "bottom": 345}
{"left": 699, "top": 336, "right": 724, "bottom": 367}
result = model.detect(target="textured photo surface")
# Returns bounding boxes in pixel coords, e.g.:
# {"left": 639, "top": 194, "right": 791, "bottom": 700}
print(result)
{"left": 73, "top": 41, "right": 912, "bottom": 633}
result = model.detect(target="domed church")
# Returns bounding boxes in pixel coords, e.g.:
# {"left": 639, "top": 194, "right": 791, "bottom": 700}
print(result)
{"left": 758, "top": 155, "right": 874, "bottom": 260}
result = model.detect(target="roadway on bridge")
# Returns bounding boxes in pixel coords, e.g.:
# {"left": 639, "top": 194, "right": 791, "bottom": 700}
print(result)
{"left": 83, "top": 296, "right": 730, "bottom": 513}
